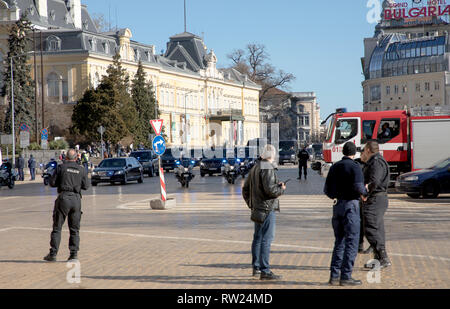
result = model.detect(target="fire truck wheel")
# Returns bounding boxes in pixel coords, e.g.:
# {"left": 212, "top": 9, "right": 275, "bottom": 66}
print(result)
{"left": 422, "top": 181, "right": 439, "bottom": 199}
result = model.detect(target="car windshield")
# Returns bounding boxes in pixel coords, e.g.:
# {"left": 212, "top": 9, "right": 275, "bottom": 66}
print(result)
{"left": 130, "top": 152, "right": 152, "bottom": 161}
{"left": 430, "top": 158, "right": 450, "bottom": 170}
{"left": 279, "top": 142, "right": 296, "bottom": 153}
{"left": 99, "top": 159, "right": 126, "bottom": 168}
{"left": 161, "top": 149, "right": 173, "bottom": 159}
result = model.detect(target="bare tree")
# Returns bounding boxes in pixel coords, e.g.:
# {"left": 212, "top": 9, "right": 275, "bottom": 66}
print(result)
{"left": 227, "top": 43, "right": 295, "bottom": 102}
{"left": 92, "top": 13, "right": 110, "bottom": 32}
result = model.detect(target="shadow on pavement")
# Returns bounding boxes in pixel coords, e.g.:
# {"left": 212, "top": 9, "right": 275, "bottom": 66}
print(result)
{"left": 198, "top": 251, "right": 331, "bottom": 255}
{"left": 180, "top": 263, "right": 330, "bottom": 272}
{"left": 82, "top": 275, "right": 325, "bottom": 287}
{"left": 0, "top": 260, "right": 49, "bottom": 264}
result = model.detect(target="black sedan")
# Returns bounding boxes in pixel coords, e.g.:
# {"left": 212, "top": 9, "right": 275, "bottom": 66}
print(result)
{"left": 200, "top": 157, "right": 227, "bottom": 177}
{"left": 129, "top": 150, "right": 156, "bottom": 177}
{"left": 91, "top": 157, "right": 144, "bottom": 186}
{"left": 395, "top": 157, "right": 450, "bottom": 199}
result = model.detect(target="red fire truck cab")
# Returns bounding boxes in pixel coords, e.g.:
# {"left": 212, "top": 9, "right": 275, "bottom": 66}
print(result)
{"left": 320, "top": 109, "right": 450, "bottom": 183}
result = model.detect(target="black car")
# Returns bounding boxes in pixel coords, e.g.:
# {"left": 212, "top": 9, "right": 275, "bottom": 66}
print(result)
{"left": 278, "top": 141, "right": 298, "bottom": 165}
{"left": 395, "top": 157, "right": 450, "bottom": 199}
{"left": 130, "top": 150, "right": 156, "bottom": 177}
{"left": 152, "top": 148, "right": 178, "bottom": 175}
{"left": 200, "top": 149, "right": 229, "bottom": 177}
{"left": 91, "top": 157, "right": 143, "bottom": 186}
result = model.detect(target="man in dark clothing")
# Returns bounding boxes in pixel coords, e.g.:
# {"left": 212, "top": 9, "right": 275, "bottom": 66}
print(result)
{"left": 360, "top": 141, "right": 391, "bottom": 269}
{"left": 354, "top": 158, "right": 371, "bottom": 254}
{"left": 17, "top": 155, "right": 25, "bottom": 181}
{"left": 297, "top": 147, "right": 310, "bottom": 180}
{"left": 324, "top": 142, "right": 367, "bottom": 286}
{"left": 44, "top": 149, "right": 89, "bottom": 262}
{"left": 28, "top": 155, "right": 36, "bottom": 180}
{"left": 243, "top": 145, "right": 286, "bottom": 281}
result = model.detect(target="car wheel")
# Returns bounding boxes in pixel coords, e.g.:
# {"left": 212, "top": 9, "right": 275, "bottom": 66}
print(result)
{"left": 407, "top": 193, "right": 420, "bottom": 199}
{"left": 209, "top": 173, "right": 213, "bottom": 177}
{"left": 121, "top": 174, "right": 128, "bottom": 185}
{"left": 44, "top": 178, "right": 49, "bottom": 186}
{"left": 138, "top": 173, "right": 144, "bottom": 184}
{"left": 92, "top": 182, "right": 98, "bottom": 187}
{"left": 422, "top": 181, "right": 439, "bottom": 199}
{"left": 200, "top": 172, "right": 205, "bottom": 177}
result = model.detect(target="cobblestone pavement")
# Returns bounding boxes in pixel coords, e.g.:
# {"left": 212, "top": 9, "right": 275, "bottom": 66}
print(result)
{"left": 0, "top": 165, "right": 449, "bottom": 289}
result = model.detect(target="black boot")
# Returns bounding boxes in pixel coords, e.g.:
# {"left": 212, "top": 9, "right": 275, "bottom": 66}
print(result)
{"left": 379, "top": 249, "right": 392, "bottom": 269}
{"left": 68, "top": 252, "right": 78, "bottom": 261}
{"left": 364, "top": 248, "right": 381, "bottom": 269}
{"left": 43, "top": 252, "right": 57, "bottom": 262}
{"left": 361, "top": 246, "right": 374, "bottom": 255}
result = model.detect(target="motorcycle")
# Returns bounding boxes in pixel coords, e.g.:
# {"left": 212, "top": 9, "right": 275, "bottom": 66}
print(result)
{"left": 42, "top": 160, "right": 58, "bottom": 186}
{"left": 174, "top": 159, "right": 195, "bottom": 188}
{"left": 0, "top": 161, "right": 16, "bottom": 189}
{"left": 222, "top": 158, "right": 242, "bottom": 184}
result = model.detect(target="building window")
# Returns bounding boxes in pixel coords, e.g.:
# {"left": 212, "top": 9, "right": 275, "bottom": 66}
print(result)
{"left": 425, "top": 82, "right": 430, "bottom": 91}
{"left": 435, "top": 81, "right": 440, "bottom": 91}
{"left": 47, "top": 72, "right": 69, "bottom": 103}
{"left": 46, "top": 36, "right": 61, "bottom": 51}
{"left": 403, "top": 85, "right": 407, "bottom": 93}
{"left": 416, "top": 83, "right": 421, "bottom": 92}
{"left": 103, "top": 42, "right": 109, "bottom": 54}
{"left": 394, "top": 85, "right": 398, "bottom": 94}
{"left": 386, "top": 86, "right": 390, "bottom": 95}
{"left": 370, "top": 85, "right": 381, "bottom": 101}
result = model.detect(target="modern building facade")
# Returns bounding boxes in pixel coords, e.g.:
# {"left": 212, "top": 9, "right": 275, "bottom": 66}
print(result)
{"left": 0, "top": 0, "right": 261, "bottom": 147}
{"left": 362, "top": 0, "right": 450, "bottom": 113}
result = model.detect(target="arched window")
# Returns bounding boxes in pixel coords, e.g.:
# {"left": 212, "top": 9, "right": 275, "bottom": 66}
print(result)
{"left": 46, "top": 36, "right": 61, "bottom": 51}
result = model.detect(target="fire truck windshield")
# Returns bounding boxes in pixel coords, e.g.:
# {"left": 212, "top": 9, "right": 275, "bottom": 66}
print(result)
{"left": 335, "top": 119, "right": 358, "bottom": 144}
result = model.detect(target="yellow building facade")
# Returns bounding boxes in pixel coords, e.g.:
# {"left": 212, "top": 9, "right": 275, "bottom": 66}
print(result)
{"left": 0, "top": 0, "right": 261, "bottom": 147}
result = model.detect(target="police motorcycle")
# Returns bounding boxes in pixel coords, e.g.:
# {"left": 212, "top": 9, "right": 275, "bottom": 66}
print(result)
{"left": 42, "top": 159, "right": 58, "bottom": 186}
{"left": 174, "top": 158, "right": 195, "bottom": 188}
{"left": 222, "top": 158, "right": 244, "bottom": 184}
{"left": 0, "top": 161, "right": 16, "bottom": 189}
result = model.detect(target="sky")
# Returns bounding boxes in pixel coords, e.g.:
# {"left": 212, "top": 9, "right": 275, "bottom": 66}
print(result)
{"left": 82, "top": 0, "right": 377, "bottom": 120}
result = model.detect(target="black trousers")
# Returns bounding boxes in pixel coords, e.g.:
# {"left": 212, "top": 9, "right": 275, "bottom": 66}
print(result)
{"left": 50, "top": 192, "right": 82, "bottom": 255}
{"left": 363, "top": 193, "right": 388, "bottom": 253}
{"left": 298, "top": 162, "right": 307, "bottom": 178}
{"left": 359, "top": 201, "right": 365, "bottom": 248}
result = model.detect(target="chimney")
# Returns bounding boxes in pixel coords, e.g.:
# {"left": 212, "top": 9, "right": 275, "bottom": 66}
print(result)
{"left": 36, "top": 0, "right": 48, "bottom": 21}
{"left": 66, "top": 0, "right": 82, "bottom": 29}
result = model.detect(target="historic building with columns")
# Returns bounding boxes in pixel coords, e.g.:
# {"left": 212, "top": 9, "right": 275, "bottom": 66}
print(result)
{"left": 0, "top": 0, "right": 261, "bottom": 147}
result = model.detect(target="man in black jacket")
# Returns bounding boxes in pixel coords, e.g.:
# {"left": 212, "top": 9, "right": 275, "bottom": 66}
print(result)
{"left": 243, "top": 144, "right": 286, "bottom": 281}
{"left": 360, "top": 141, "right": 391, "bottom": 269}
{"left": 17, "top": 155, "right": 25, "bottom": 181}
{"left": 44, "top": 149, "right": 89, "bottom": 262}
{"left": 324, "top": 142, "right": 367, "bottom": 286}
{"left": 297, "top": 147, "right": 310, "bottom": 180}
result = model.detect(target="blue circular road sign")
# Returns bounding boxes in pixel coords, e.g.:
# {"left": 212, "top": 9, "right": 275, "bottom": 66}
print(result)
{"left": 152, "top": 135, "right": 166, "bottom": 156}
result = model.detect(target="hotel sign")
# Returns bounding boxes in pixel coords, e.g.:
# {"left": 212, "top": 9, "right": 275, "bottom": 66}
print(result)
{"left": 385, "top": 0, "right": 450, "bottom": 20}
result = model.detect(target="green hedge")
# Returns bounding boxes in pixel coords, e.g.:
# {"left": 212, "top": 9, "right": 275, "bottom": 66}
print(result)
{"left": 49, "top": 140, "right": 68, "bottom": 150}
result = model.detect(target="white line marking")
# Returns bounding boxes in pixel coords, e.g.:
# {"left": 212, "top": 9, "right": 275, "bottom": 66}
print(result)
{"left": 1, "top": 226, "right": 449, "bottom": 263}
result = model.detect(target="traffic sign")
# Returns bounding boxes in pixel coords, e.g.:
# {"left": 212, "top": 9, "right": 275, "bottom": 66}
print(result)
{"left": 41, "top": 128, "right": 48, "bottom": 140}
{"left": 152, "top": 135, "right": 166, "bottom": 156}
{"left": 1, "top": 135, "right": 13, "bottom": 145}
{"left": 41, "top": 139, "right": 48, "bottom": 150}
{"left": 20, "top": 131, "right": 30, "bottom": 148}
{"left": 20, "top": 123, "right": 30, "bottom": 132}
{"left": 150, "top": 119, "right": 164, "bottom": 136}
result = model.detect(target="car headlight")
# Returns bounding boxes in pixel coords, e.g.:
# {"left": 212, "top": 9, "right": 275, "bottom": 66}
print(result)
{"left": 92, "top": 171, "right": 98, "bottom": 176}
{"left": 230, "top": 166, "right": 234, "bottom": 170}
{"left": 115, "top": 170, "right": 124, "bottom": 175}
{"left": 404, "top": 176, "right": 419, "bottom": 182}
{"left": 200, "top": 162, "right": 205, "bottom": 166}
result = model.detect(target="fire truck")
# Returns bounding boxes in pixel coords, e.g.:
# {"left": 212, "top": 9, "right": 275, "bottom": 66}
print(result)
{"left": 316, "top": 108, "right": 450, "bottom": 184}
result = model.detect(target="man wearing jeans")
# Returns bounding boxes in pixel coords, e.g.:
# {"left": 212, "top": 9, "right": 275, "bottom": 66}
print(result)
{"left": 243, "top": 145, "right": 286, "bottom": 280}
{"left": 324, "top": 142, "right": 367, "bottom": 286}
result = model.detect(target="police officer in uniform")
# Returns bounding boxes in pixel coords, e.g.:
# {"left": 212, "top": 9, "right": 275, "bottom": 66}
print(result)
{"left": 324, "top": 142, "right": 367, "bottom": 286}
{"left": 44, "top": 149, "right": 89, "bottom": 262}
{"left": 297, "top": 147, "right": 310, "bottom": 180}
{"left": 360, "top": 141, "right": 391, "bottom": 269}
